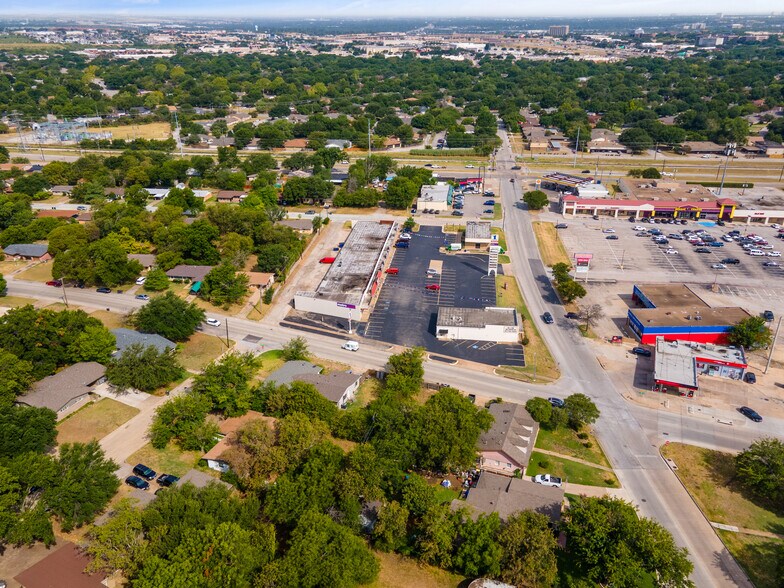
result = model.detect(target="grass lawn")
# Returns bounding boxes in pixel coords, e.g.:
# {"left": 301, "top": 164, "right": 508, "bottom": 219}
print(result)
{"left": 15, "top": 263, "right": 53, "bottom": 282}
{"left": 44, "top": 302, "right": 68, "bottom": 311}
{"left": 433, "top": 485, "right": 460, "bottom": 504}
{"left": 89, "top": 309, "right": 126, "bottom": 330}
{"left": 127, "top": 443, "right": 202, "bottom": 478}
{"left": 490, "top": 227, "right": 507, "bottom": 251}
{"left": 527, "top": 451, "right": 619, "bottom": 487}
{"left": 717, "top": 531, "right": 783, "bottom": 588}
{"left": 0, "top": 295, "right": 38, "bottom": 307}
{"left": 535, "top": 426, "right": 612, "bottom": 469}
{"left": 178, "top": 333, "right": 229, "bottom": 372}
{"left": 256, "top": 349, "right": 285, "bottom": 380}
{"left": 660, "top": 443, "right": 784, "bottom": 533}
{"left": 57, "top": 399, "right": 139, "bottom": 445}
{"left": 0, "top": 259, "right": 29, "bottom": 274}
{"left": 532, "top": 221, "right": 571, "bottom": 267}
{"left": 90, "top": 122, "right": 171, "bottom": 140}
{"left": 492, "top": 202, "right": 503, "bottom": 220}
{"left": 369, "top": 551, "right": 464, "bottom": 588}
{"left": 245, "top": 302, "right": 270, "bottom": 321}
{"left": 348, "top": 377, "right": 380, "bottom": 409}
{"left": 495, "top": 275, "right": 559, "bottom": 382}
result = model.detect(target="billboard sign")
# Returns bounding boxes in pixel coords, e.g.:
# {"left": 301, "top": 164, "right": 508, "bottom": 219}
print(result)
{"left": 574, "top": 252, "right": 593, "bottom": 273}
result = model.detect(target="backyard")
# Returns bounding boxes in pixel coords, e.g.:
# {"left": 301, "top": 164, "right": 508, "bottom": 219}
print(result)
{"left": 369, "top": 551, "right": 464, "bottom": 588}
{"left": 57, "top": 398, "right": 139, "bottom": 445}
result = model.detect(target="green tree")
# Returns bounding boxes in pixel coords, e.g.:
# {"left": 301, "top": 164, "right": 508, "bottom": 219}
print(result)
{"left": 453, "top": 513, "right": 503, "bottom": 577}
{"left": 194, "top": 353, "right": 259, "bottom": 417}
{"left": 48, "top": 441, "right": 120, "bottom": 532}
{"left": 728, "top": 316, "right": 773, "bottom": 350}
{"left": 0, "top": 273, "right": 6, "bottom": 297}
{"left": 107, "top": 343, "right": 183, "bottom": 393}
{"left": 497, "top": 511, "right": 558, "bottom": 588}
{"left": 222, "top": 420, "right": 288, "bottom": 491}
{"left": 551, "top": 262, "right": 572, "bottom": 281}
{"left": 372, "top": 501, "right": 410, "bottom": 552}
{"left": 202, "top": 263, "right": 249, "bottom": 306}
{"left": 523, "top": 190, "right": 549, "bottom": 210}
{"left": 84, "top": 498, "right": 148, "bottom": 575}
{"left": 73, "top": 324, "right": 116, "bottom": 364}
{"left": 0, "top": 350, "right": 34, "bottom": 407}
{"left": 277, "top": 511, "right": 379, "bottom": 588}
{"left": 384, "top": 346, "right": 425, "bottom": 400}
{"left": 735, "top": 437, "right": 784, "bottom": 506}
{"left": 0, "top": 404, "right": 57, "bottom": 458}
{"left": 415, "top": 504, "right": 460, "bottom": 567}
{"left": 133, "top": 291, "right": 205, "bottom": 342}
{"left": 219, "top": 232, "right": 254, "bottom": 267}
{"left": 47, "top": 223, "right": 89, "bottom": 257}
{"left": 525, "top": 397, "right": 553, "bottom": 424}
{"left": 556, "top": 278, "right": 587, "bottom": 303}
{"left": 563, "top": 393, "right": 600, "bottom": 430}
{"left": 384, "top": 177, "right": 418, "bottom": 209}
{"left": 619, "top": 127, "right": 654, "bottom": 153}
{"left": 149, "top": 393, "right": 211, "bottom": 449}
{"left": 281, "top": 336, "right": 309, "bottom": 361}
{"left": 90, "top": 234, "right": 143, "bottom": 287}
{"left": 143, "top": 268, "right": 169, "bottom": 291}
{"left": 261, "top": 381, "right": 339, "bottom": 426}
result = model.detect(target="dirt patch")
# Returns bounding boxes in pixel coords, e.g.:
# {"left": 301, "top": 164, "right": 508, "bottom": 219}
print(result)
{"left": 369, "top": 551, "right": 464, "bottom": 588}
{"left": 89, "top": 122, "right": 171, "bottom": 140}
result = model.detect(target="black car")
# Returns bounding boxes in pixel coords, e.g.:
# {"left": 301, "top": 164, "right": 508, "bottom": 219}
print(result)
{"left": 548, "top": 397, "right": 565, "bottom": 408}
{"left": 744, "top": 372, "right": 757, "bottom": 384}
{"left": 695, "top": 247, "right": 711, "bottom": 253}
{"left": 631, "top": 347, "right": 652, "bottom": 357}
{"left": 722, "top": 258, "right": 740, "bottom": 265}
{"left": 739, "top": 406, "right": 762, "bottom": 421}
{"left": 125, "top": 475, "right": 150, "bottom": 490}
{"left": 133, "top": 463, "right": 157, "bottom": 480}
{"left": 565, "top": 312, "right": 580, "bottom": 319}
{"left": 156, "top": 474, "right": 180, "bottom": 487}
{"left": 763, "top": 310, "right": 774, "bottom": 321}
{"left": 716, "top": 220, "right": 726, "bottom": 226}
{"left": 96, "top": 287, "right": 112, "bottom": 293}
{"left": 451, "top": 211, "right": 464, "bottom": 216}
{"left": 511, "top": 165, "right": 521, "bottom": 170}
{"left": 555, "top": 223, "right": 568, "bottom": 229}
{"left": 542, "top": 312, "right": 554, "bottom": 324}
{"left": 606, "top": 235, "right": 619, "bottom": 240}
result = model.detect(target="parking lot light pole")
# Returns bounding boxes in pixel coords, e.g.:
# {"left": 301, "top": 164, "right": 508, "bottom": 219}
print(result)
{"left": 765, "top": 316, "right": 782, "bottom": 375}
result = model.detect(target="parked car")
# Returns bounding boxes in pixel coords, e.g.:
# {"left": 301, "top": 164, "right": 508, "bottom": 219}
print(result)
{"left": 483, "top": 209, "right": 494, "bottom": 214}
{"left": 606, "top": 235, "right": 619, "bottom": 240}
{"left": 452, "top": 211, "right": 464, "bottom": 216}
{"left": 738, "top": 406, "right": 762, "bottom": 421}
{"left": 484, "top": 191, "right": 495, "bottom": 196}
{"left": 395, "top": 241, "right": 409, "bottom": 248}
{"left": 426, "top": 269, "right": 440, "bottom": 276}
{"left": 763, "top": 261, "right": 780, "bottom": 267}
{"left": 46, "top": 280, "right": 62, "bottom": 287}
{"left": 555, "top": 223, "right": 568, "bottom": 229}
{"left": 631, "top": 347, "right": 652, "bottom": 357}
{"left": 398, "top": 233, "right": 412, "bottom": 240}
{"left": 511, "top": 165, "right": 521, "bottom": 170}
{"left": 96, "top": 287, "right": 112, "bottom": 293}
{"left": 763, "top": 310, "right": 774, "bottom": 321}
{"left": 205, "top": 318, "right": 221, "bottom": 327}
{"left": 767, "top": 251, "right": 781, "bottom": 257}
{"left": 602, "top": 228, "right": 615, "bottom": 234}
{"left": 156, "top": 474, "right": 180, "bottom": 487}
{"left": 135, "top": 294, "right": 150, "bottom": 301}
{"left": 385, "top": 267, "right": 399, "bottom": 275}
{"left": 425, "top": 284, "right": 441, "bottom": 291}
{"left": 711, "top": 263, "right": 727, "bottom": 270}
{"left": 565, "top": 312, "right": 580, "bottom": 319}
{"left": 483, "top": 200, "right": 495, "bottom": 206}
{"left": 542, "top": 312, "right": 554, "bottom": 324}
{"left": 548, "top": 397, "right": 565, "bottom": 408}
{"left": 135, "top": 276, "right": 146, "bottom": 285}
{"left": 722, "top": 258, "right": 740, "bottom": 265}
{"left": 743, "top": 373, "right": 757, "bottom": 385}
{"left": 695, "top": 248, "right": 711, "bottom": 254}
{"left": 319, "top": 257, "right": 336, "bottom": 263}
{"left": 664, "top": 249, "right": 679, "bottom": 255}
{"left": 533, "top": 474, "right": 563, "bottom": 488}
{"left": 132, "top": 464, "right": 157, "bottom": 480}
{"left": 125, "top": 475, "right": 150, "bottom": 490}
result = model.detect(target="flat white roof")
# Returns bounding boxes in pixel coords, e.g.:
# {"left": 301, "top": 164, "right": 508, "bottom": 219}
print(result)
{"left": 419, "top": 183, "right": 451, "bottom": 202}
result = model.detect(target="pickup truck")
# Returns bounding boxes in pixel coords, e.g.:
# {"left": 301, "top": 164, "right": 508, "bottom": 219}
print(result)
{"left": 534, "top": 474, "right": 563, "bottom": 488}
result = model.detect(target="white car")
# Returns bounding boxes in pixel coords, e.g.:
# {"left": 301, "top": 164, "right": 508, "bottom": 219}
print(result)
{"left": 767, "top": 251, "right": 781, "bottom": 257}
{"left": 760, "top": 244, "right": 774, "bottom": 250}
{"left": 135, "top": 276, "right": 146, "bottom": 285}
{"left": 602, "top": 228, "right": 616, "bottom": 234}
{"left": 533, "top": 474, "right": 563, "bottom": 488}
{"left": 665, "top": 249, "right": 679, "bottom": 255}
{"left": 748, "top": 250, "right": 765, "bottom": 256}
{"left": 399, "top": 233, "right": 412, "bottom": 240}
{"left": 711, "top": 263, "right": 727, "bottom": 270}
{"left": 465, "top": 164, "right": 475, "bottom": 168}
{"left": 633, "top": 225, "right": 645, "bottom": 231}
{"left": 771, "top": 223, "right": 780, "bottom": 229}
{"left": 205, "top": 318, "right": 221, "bottom": 327}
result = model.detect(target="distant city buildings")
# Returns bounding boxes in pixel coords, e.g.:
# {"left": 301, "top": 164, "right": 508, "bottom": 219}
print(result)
{"left": 548, "top": 25, "right": 570, "bottom": 37}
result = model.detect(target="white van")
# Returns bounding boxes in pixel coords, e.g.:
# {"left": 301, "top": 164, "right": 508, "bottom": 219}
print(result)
{"left": 748, "top": 250, "right": 764, "bottom": 256}
{"left": 342, "top": 340, "right": 359, "bottom": 351}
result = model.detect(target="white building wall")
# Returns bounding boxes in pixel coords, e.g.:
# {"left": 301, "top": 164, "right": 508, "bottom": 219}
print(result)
{"left": 293, "top": 293, "right": 354, "bottom": 319}
{"left": 438, "top": 323, "right": 520, "bottom": 343}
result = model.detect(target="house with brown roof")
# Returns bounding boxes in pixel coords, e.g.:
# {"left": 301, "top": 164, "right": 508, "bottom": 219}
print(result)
{"left": 128, "top": 253, "right": 156, "bottom": 269}
{"left": 35, "top": 209, "right": 78, "bottom": 220}
{"left": 383, "top": 136, "right": 402, "bottom": 149}
{"left": 15, "top": 542, "right": 106, "bottom": 588}
{"left": 17, "top": 362, "right": 106, "bottom": 418}
{"left": 49, "top": 185, "right": 75, "bottom": 196}
{"left": 202, "top": 411, "right": 276, "bottom": 472}
{"left": 452, "top": 471, "right": 564, "bottom": 523}
{"left": 283, "top": 138, "right": 309, "bottom": 149}
{"left": 243, "top": 271, "right": 275, "bottom": 290}
{"left": 477, "top": 402, "right": 538, "bottom": 476}
{"left": 216, "top": 190, "right": 247, "bottom": 203}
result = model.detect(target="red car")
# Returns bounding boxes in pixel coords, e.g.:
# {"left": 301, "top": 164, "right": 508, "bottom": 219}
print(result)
{"left": 46, "top": 280, "right": 62, "bottom": 287}
{"left": 319, "top": 257, "right": 336, "bottom": 264}
{"left": 385, "top": 267, "right": 399, "bottom": 275}
{"left": 425, "top": 284, "right": 440, "bottom": 291}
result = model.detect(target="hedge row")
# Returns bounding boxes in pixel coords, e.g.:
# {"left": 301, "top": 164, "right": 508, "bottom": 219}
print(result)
{"left": 408, "top": 149, "right": 482, "bottom": 157}
{"left": 686, "top": 181, "right": 754, "bottom": 189}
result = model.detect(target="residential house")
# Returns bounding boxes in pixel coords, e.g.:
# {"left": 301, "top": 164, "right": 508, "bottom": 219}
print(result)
{"left": 476, "top": 402, "right": 538, "bottom": 476}
{"left": 165, "top": 264, "right": 213, "bottom": 282}
{"left": 680, "top": 141, "right": 725, "bottom": 155}
{"left": 128, "top": 253, "right": 156, "bottom": 269}
{"left": 104, "top": 187, "right": 125, "bottom": 199}
{"left": 383, "top": 136, "right": 402, "bottom": 149}
{"left": 202, "top": 411, "right": 275, "bottom": 472}
{"left": 586, "top": 129, "right": 626, "bottom": 154}
{"left": 282, "top": 138, "right": 309, "bottom": 149}
{"left": 243, "top": 271, "right": 275, "bottom": 290}
{"left": 112, "top": 328, "right": 175, "bottom": 355}
{"left": 17, "top": 362, "right": 106, "bottom": 418}
{"left": 760, "top": 141, "right": 784, "bottom": 158}
{"left": 76, "top": 212, "right": 93, "bottom": 224}
{"left": 35, "top": 209, "right": 78, "bottom": 220}
{"left": 215, "top": 190, "right": 247, "bottom": 203}
{"left": 49, "top": 184, "right": 75, "bottom": 196}
{"left": 452, "top": 471, "right": 564, "bottom": 523}
{"left": 3, "top": 243, "right": 51, "bottom": 261}
{"left": 266, "top": 360, "right": 363, "bottom": 408}
{"left": 278, "top": 218, "right": 314, "bottom": 234}
{"left": 266, "top": 360, "right": 323, "bottom": 386}
{"left": 15, "top": 542, "right": 106, "bottom": 588}
{"left": 523, "top": 126, "right": 549, "bottom": 154}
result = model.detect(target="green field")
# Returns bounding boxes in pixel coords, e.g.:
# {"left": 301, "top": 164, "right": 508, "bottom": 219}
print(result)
{"left": 526, "top": 451, "right": 618, "bottom": 487}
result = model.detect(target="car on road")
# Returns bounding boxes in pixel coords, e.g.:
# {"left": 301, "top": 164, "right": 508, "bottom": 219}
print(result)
{"left": 76, "top": 205, "right": 88, "bottom": 211}
{"left": 483, "top": 209, "right": 494, "bottom": 214}
{"left": 426, "top": 269, "right": 440, "bottom": 276}
{"left": 581, "top": 169, "right": 591, "bottom": 173}
{"left": 96, "top": 287, "right": 112, "bottom": 293}
{"left": 133, "top": 464, "right": 157, "bottom": 480}
{"left": 511, "top": 165, "right": 521, "bottom": 170}
{"left": 156, "top": 474, "right": 180, "bottom": 487}
{"left": 395, "top": 241, "right": 409, "bottom": 248}
{"left": 763, "top": 261, "right": 780, "bottom": 267}
{"left": 125, "top": 475, "right": 149, "bottom": 490}
{"left": 548, "top": 397, "right": 565, "bottom": 408}
{"left": 425, "top": 284, "right": 441, "bottom": 291}
{"left": 555, "top": 223, "right": 568, "bottom": 229}
{"left": 205, "top": 318, "right": 221, "bottom": 327}
{"left": 711, "top": 263, "right": 727, "bottom": 270}
{"left": 738, "top": 406, "right": 762, "bottom": 421}
{"left": 465, "top": 164, "right": 475, "bottom": 168}
{"left": 664, "top": 249, "right": 679, "bottom": 255}
{"left": 606, "top": 235, "right": 619, "bottom": 240}
{"left": 483, "top": 200, "right": 495, "bottom": 206}
{"left": 46, "top": 280, "right": 62, "bottom": 287}
{"left": 533, "top": 474, "right": 563, "bottom": 488}
{"left": 135, "top": 294, "right": 150, "bottom": 301}
{"left": 542, "top": 312, "right": 554, "bottom": 324}
{"left": 743, "top": 373, "right": 757, "bottom": 385}
{"left": 631, "top": 347, "right": 652, "bottom": 357}
{"left": 763, "top": 310, "right": 774, "bottom": 321}
{"left": 305, "top": 210, "right": 316, "bottom": 215}
{"left": 451, "top": 211, "right": 464, "bottom": 216}
{"left": 722, "top": 258, "right": 740, "bottom": 265}
{"left": 342, "top": 340, "right": 359, "bottom": 351}
{"left": 385, "top": 267, "right": 399, "bottom": 275}
{"left": 695, "top": 247, "right": 711, "bottom": 254}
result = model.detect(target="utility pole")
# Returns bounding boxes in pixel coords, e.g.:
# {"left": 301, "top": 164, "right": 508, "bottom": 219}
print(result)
{"left": 60, "top": 281, "right": 69, "bottom": 308}
{"left": 572, "top": 127, "right": 580, "bottom": 168}
{"left": 765, "top": 316, "right": 782, "bottom": 375}
{"left": 653, "top": 143, "right": 658, "bottom": 161}
{"left": 224, "top": 319, "right": 230, "bottom": 349}
{"left": 717, "top": 144, "right": 734, "bottom": 196}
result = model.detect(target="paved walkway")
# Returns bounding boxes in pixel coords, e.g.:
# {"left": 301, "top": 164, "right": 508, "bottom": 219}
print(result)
{"left": 563, "top": 482, "right": 631, "bottom": 500}
{"left": 535, "top": 447, "right": 615, "bottom": 472}
{"left": 711, "top": 522, "right": 784, "bottom": 540}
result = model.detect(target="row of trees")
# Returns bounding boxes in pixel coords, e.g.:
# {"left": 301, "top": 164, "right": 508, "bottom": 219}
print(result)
{"left": 551, "top": 262, "right": 588, "bottom": 304}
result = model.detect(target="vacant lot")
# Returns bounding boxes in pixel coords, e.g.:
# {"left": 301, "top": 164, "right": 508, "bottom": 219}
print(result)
{"left": 527, "top": 450, "right": 618, "bottom": 487}
{"left": 369, "top": 551, "right": 464, "bottom": 588}
{"left": 535, "top": 426, "right": 612, "bottom": 469}
{"left": 178, "top": 333, "right": 228, "bottom": 372}
{"left": 661, "top": 443, "right": 784, "bottom": 588}
{"left": 90, "top": 122, "right": 171, "bottom": 140}
{"left": 127, "top": 443, "right": 202, "bottom": 478}
{"left": 495, "top": 275, "right": 559, "bottom": 382}
{"left": 532, "top": 221, "right": 571, "bottom": 267}
{"left": 16, "top": 262, "right": 53, "bottom": 282}
{"left": 57, "top": 398, "right": 139, "bottom": 445}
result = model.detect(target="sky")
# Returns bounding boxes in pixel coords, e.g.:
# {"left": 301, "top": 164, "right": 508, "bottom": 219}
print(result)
{"left": 2, "top": 0, "right": 782, "bottom": 18}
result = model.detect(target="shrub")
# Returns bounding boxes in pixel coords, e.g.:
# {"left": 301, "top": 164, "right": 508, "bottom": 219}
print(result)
{"left": 521, "top": 336, "right": 530, "bottom": 346}
{"left": 583, "top": 441, "right": 593, "bottom": 449}
{"left": 263, "top": 287, "right": 275, "bottom": 305}
{"left": 577, "top": 432, "right": 589, "bottom": 440}
{"left": 538, "top": 459, "right": 550, "bottom": 469}
{"left": 604, "top": 478, "right": 617, "bottom": 486}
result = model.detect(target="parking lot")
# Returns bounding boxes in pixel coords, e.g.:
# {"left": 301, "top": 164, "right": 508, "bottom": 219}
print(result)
{"left": 361, "top": 225, "right": 525, "bottom": 366}
{"left": 554, "top": 214, "right": 784, "bottom": 285}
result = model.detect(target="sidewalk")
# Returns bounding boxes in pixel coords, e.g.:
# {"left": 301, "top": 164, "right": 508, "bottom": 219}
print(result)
{"left": 535, "top": 448, "right": 615, "bottom": 472}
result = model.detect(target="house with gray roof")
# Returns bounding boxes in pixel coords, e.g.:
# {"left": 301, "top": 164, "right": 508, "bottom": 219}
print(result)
{"left": 477, "top": 402, "right": 538, "bottom": 476}
{"left": 452, "top": 472, "right": 563, "bottom": 523}
{"left": 17, "top": 362, "right": 106, "bottom": 418}
{"left": 112, "top": 328, "right": 175, "bottom": 355}
{"left": 266, "top": 360, "right": 323, "bottom": 387}
{"left": 4, "top": 243, "right": 51, "bottom": 260}
{"left": 128, "top": 253, "right": 156, "bottom": 269}
{"left": 266, "top": 361, "right": 362, "bottom": 408}
{"left": 165, "top": 264, "right": 213, "bottom": 282}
